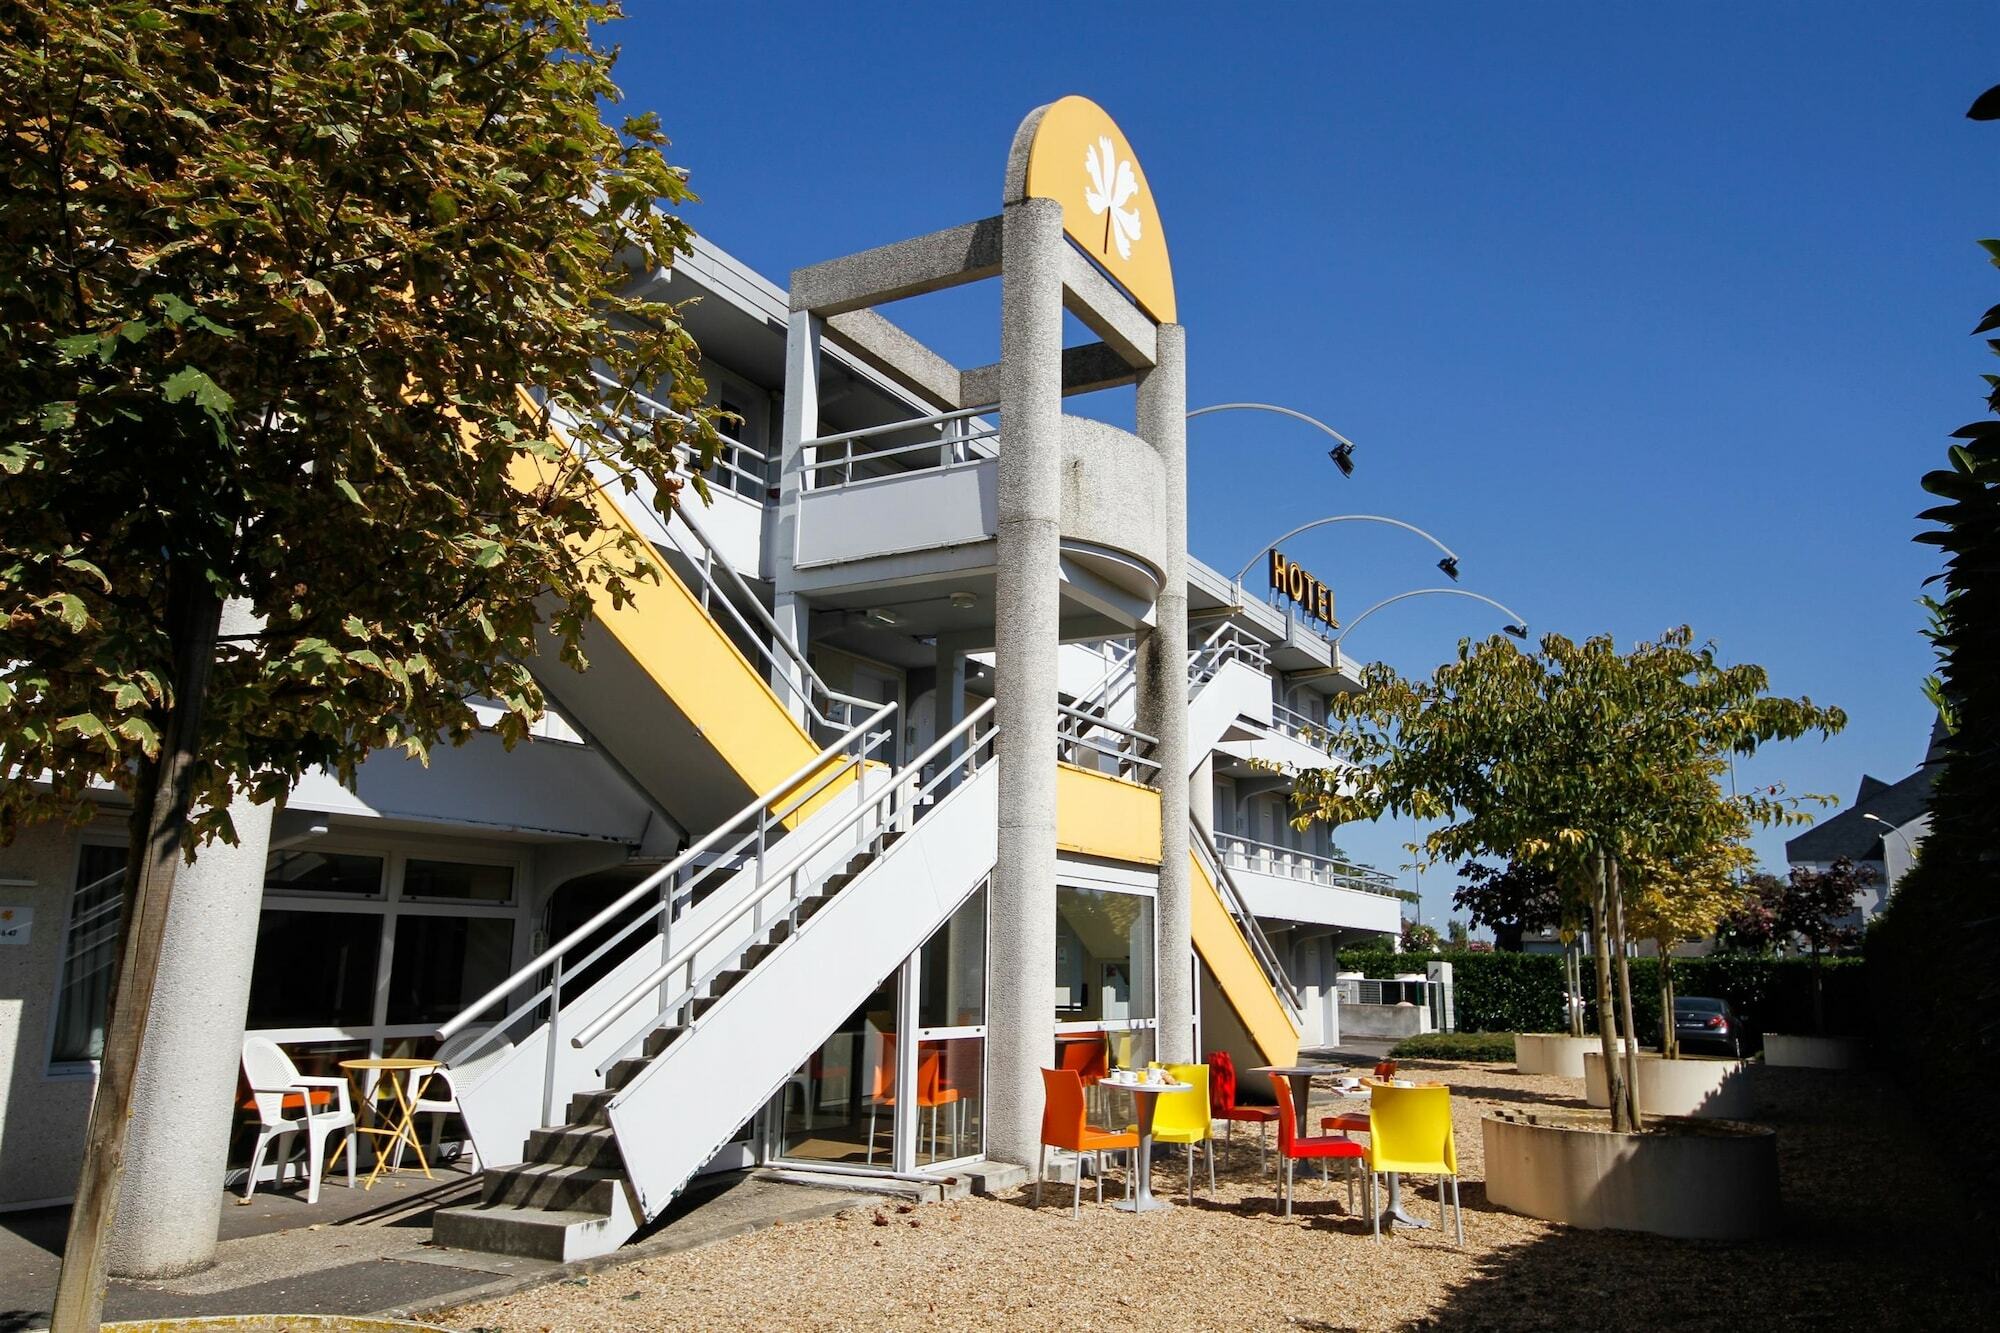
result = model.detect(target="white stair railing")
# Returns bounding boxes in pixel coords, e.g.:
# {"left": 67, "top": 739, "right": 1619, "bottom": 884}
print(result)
{"left": 575, "top": 698, "right": 1002, "bottom": 1065}
{"left": 1192, "top": 821, "right": 1307, "bottom": 1021}
{"left": 800, "top": 404, "right": 1000, "bottom": 490}
{"left": 437, "top": 700, "right": 898, "bottom": 1123}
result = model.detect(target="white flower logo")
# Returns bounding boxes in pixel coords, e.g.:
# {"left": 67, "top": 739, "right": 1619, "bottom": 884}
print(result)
{"left": 1084, "top": 135, "right": 1142, "bottom": 261}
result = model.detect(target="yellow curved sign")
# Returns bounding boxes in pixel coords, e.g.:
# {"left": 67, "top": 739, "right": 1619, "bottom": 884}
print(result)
{"left": 1016, "top": 96, "right": 1176, "bottom": 324}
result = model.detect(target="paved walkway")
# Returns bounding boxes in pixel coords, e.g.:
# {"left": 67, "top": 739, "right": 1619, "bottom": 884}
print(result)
{"left": 0, "top": 1166, "right": 871, "bottom": 1331}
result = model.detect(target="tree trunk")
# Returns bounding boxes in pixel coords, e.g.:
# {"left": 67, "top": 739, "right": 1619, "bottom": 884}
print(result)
{"left": 50, "top": 577, "right": 222, "bottom": 1333}
{"left": 1568, "top": 941, "right": 1585, "bottom": 1037}
{"left": 1590, "top": 850, "right": 1630, "bottom": 1132}
{"left": 1610, "top": 858, "right": 1644, "bottom": 1131}
{"left": 1659, "top": 947, "right": 1678, "bottom": 1060}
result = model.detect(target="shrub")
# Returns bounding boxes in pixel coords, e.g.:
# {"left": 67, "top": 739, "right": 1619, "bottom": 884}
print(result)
{"left": 1336, "top": 948, "right": 1867, "bottom": 1041}
{"left": 1390, "top": 1031, "right": 1518, "bottom": 1062}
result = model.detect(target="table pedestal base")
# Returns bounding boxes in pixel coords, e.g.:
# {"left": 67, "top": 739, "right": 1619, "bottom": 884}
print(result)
{"left": 1382, "top": 1173, "right": 1432, "bottom": 1229}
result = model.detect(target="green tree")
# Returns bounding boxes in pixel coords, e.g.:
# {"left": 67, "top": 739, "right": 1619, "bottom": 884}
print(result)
{"left": 1402, "top": 917, "right": 1442, "bottom": 953}
{"left": 1624, "top": 794, "right": 1754, "bottom": 1057}
{"left": 0, "top": 5, "right": 716, "bottom": 1324}
{"left": 1289, "top": 628, "right": 1841, "bottom": 1130}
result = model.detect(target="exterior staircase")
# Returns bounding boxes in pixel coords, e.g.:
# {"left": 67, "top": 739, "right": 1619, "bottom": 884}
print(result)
{"left": 431, "top": 707, "right": 999, "bottom": 1262}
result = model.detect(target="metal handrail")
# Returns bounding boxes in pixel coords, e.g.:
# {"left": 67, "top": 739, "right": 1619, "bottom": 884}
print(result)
{"left": 1192, "top": 822, "right": 1306, "bottom": 1018}
{"left": 659, "top": 500, "right": 873, "bottom": 732}
{"left": 1216, "top": 834, "right": 1402, "bottom": 897}
{"left": 590, "top": 370, "right": 771, "bottom": 498}
{"left": 573, "top": 698, "right": 1001, "bottom": 1055}
{"left": 1268, "top": 701, "right": 1337, "bottom": 754}
{"left": 437, "top": 699, "right": 899, "bottom": 1055}
{"left": 1055, "top": 702, "right": 1160, "bottom": 783}
{"left": 1189, "top": 622, "right": 1270, "bottom": 686}
{"left": 802, "top": 404, "right": 1001, "bottom": 490}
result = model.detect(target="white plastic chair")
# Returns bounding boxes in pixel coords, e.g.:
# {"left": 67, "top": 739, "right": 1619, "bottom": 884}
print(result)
{"left": 241, "top": 1037, "right": 355, "bottom": 1204}
{"left": 389, "top": 1064, "right": 478, "bottom": 1171}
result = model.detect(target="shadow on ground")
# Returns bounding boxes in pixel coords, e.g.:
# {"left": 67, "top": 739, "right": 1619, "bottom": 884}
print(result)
{"left": 1412, "top": 1064, "right": 1999, "bottom": 1331}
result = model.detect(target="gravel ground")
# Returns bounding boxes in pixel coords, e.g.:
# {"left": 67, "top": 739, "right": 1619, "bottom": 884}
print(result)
{"left": 437, "top": 1061, "right": 1992, "bottom": 1332}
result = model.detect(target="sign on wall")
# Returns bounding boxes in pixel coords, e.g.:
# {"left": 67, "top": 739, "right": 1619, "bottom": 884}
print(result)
{"left": 1270, "top": 550, "right": 1336, "bottom": 627}
{"left": 1019, "top": 95, "right": 1177, "bottom": 324}
{"left": 0, "top": 905, "right": 31, "bottom": 946}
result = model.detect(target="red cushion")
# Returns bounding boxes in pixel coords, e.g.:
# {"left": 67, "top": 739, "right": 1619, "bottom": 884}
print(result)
{"left": 241, "top": 1089, "right": 333, "bottom": 1111}
{"left": 1286, "top": 1135, "right": 1368, "bottom": 1161}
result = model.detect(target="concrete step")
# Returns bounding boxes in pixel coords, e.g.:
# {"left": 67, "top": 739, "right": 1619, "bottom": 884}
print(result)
{"left": 525, "top": 1123, "right": 622, "bottom": 1170}
{"left": 482, "top": 1160, "right": 625, "bottom": 1212}
{"left": 642, "top": 1025, "right": 688, "bottom": 1058}
{"left": 432, "top": 1201, "right": 633, "bottom": 1264}
{"left": 710, "top": 967, "right": 748, "bottom": 996}
{"left": 566, "top": 1088, "right": 614, "bottom": 1125}
{"left": 606, "top": 1057, "right": 646, "bottom": 1091}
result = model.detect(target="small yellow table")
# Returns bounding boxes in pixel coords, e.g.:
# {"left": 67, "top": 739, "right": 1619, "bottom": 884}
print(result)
{"left": 333, "top": 1057, "right": 441, "bottom": 1189}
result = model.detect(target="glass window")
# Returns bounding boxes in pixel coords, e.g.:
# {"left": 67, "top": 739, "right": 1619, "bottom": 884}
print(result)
{"left": 264, "top": 850, "right": 384, "bottom": 898}
{"left": 384, "top": 915, "right": 516, "bottom": 1024}
{"left": 49, "top": 843, "right": 130, "bottom": 1063}
{"left": 246, "top": 910, "right": 381, "bottom": 1028}
{"left": 780, "top": 975, "right": 897, "bottom": 1166}
{"left": 917, "top": 887, "right": 985, "bottom": 1029}
{"left": 1055, "top": 886, "right": 1155, "bottom": 1023}
{"left": 401, "top": 858, "right": 513, "bottom": 904}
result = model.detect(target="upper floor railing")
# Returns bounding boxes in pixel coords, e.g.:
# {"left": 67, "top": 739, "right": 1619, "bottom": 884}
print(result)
{"left": 1056, "top": 702, "right": 1160, "bottom": 784}
{"left": 1216, "top": 834, "right": 1403, "bottom": 899}
{"left": 1191, "top": 823, "right": 1305, "bottom": 1020}
{"left": 1189, "top": 622, "right": 1270, "bottom": 686}
{"left": 800, "top": 404, "right": 999, "bottom": 491}
{"left": 592, "top": 370, "right": 772, "bottom": 501}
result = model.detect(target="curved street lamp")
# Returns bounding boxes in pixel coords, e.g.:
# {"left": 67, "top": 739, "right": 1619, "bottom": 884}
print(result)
{"left": 1331, "top": 588, "right": 1530, "bottom": 649}
{"left": 1187, "top": 401, "right": 1359, "bottom": 476}
{"left": 1861, "top": 812, "right": 1916, "bottom": 861}
{"left": 1233, "top": 514, "right": 1462, "bottom": 588}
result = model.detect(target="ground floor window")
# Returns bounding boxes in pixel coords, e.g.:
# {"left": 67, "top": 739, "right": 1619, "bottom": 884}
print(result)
{"left": 48, "top": 842, "right": 130, "bottom": 1066}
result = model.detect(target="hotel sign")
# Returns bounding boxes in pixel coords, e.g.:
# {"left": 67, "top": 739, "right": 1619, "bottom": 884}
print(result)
{"left": 1270, "top": 551, "right": 1336, "bottom": 627}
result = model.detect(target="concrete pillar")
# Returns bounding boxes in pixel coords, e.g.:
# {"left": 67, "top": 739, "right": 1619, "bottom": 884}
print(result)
{"left": 933, "top": 635, "right": 969, "bottom": 783}
{"left": 1136, "top": 323, "right": 1191, "bottom": 1064}
{"left": 771, "top": 310, "right": 822, "bottom": 720}
{"left": 986, "top": 196, "right": 1064, "bottom": 1168}
{"left": 108, "top": 600, "right": 277, "bottom": 1278}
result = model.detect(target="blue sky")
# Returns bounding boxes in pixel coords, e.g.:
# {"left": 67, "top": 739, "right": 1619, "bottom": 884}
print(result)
{"left": 611, "top": 4, "right": 1992, "bottom": 924}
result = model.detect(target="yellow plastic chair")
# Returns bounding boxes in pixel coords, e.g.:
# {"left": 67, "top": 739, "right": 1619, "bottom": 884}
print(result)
{"left": 1365, "top": 1083, "right": 1463, "bottom": 1246}
{"left": 1127, "top": 1062, "right": 1215, "bottom": 1201}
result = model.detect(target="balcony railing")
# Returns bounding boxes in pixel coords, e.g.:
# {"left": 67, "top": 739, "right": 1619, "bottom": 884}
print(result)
{"left": 1269, "top": 701, "right": 1340, "bottom": 755}
{"left": 800, "top": 404, "right": 1000, "bottom": 491}
{"left": 1217, "top": 835, "right": 1402, "bottom": 898}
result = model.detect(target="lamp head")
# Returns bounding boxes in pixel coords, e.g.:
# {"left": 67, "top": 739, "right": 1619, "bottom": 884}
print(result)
{"left": 1502, "top": 622, "right": 1529, "bottom": 640}
{"left": 1437, "top": 556, "right": 1460, "bottom": 582}
{"left": 1328, "top": 441, "right": 1356, "bottom": 477}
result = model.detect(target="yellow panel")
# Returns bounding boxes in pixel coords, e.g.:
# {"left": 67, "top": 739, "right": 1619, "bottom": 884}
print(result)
{"left": 1190, "top": 852, "right": 1300, "bottom": 1067}
{"left": 1023, "top": 95, "right": 1176, "bottom": 324}
{"left": 1054, "top": 764, "right": 1161, "bottom": 865}
{"left": 505, "top": 440, "right": 854, "bottom": 826}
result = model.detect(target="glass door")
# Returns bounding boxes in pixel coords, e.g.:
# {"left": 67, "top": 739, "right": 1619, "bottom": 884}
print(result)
{"left": 910, "top": 887, "right": 986, "bottom": 1168}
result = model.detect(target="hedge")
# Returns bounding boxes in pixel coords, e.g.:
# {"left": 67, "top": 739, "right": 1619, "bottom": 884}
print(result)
{"left": 1389, "top": 1031, "right": 1518, "bottom": 1062}
{"left": 1336, "top": 948, "right": 1867, "bottom": 1042}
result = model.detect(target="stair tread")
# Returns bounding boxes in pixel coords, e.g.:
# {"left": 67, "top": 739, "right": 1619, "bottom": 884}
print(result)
{"left": 438, "top": 1202, "right": 615, "bottom": 1227}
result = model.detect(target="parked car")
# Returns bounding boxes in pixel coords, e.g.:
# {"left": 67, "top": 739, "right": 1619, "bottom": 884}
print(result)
{"left": 1673, "top": 996, "right": 1754, "bottom": 1057}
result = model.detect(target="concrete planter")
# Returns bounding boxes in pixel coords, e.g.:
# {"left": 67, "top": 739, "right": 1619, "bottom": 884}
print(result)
{"left": 1583, "top": 1051, "right": 1753, "bottom": 1119}
{"left": 1764, "top": 1034, "right": 1867, "bottom": 1070}
{"left": 1482, "top": 1109, "right": 1779, "bottom": 1239}
{"left": 1514, "top": 1033, "right": 1633, "bottom": 1079}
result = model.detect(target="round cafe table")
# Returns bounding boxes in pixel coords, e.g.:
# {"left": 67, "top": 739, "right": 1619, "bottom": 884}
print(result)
{"left": 1249, "top": 1062, "right": 1349, "bottom": 1140}
{"left": 1098, "top": 1072, "right": 1190, "bottom": 1213}
{"left": 333, "top": 1058, "right": 441, "bottom": 1189}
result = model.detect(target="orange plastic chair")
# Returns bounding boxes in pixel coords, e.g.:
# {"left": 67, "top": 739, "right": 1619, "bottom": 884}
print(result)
{"left": 863, "top": 1034, "right": 964, "bottom": 1162}
{"left": 1037, "top": 1067, "right": 1138, "bottom": 1217}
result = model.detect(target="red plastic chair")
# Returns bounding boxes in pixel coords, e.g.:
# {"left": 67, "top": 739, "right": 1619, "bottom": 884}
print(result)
{"left": 1207, "top": 1050, "right": 1280, "bottom": 1172}
{"left": 1271, "top": 1074, "right": 1370, "bottom": 1220}
{"left": 1036, "top": 1068, "right": 1138, "bottom": 1217}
